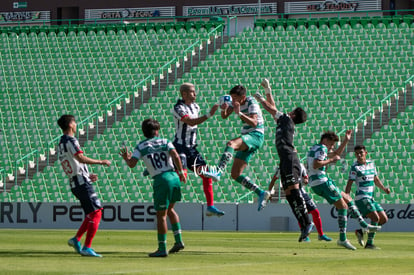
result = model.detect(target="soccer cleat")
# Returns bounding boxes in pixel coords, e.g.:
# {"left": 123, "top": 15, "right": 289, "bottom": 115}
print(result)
{"left": 148, "top": 249, "right": 168, "bottom": 257}
{"left": 355, "top": 229, "right": 365, "bottom": 247}
{"left": 201, "top": 168, "right": 221, "bottom": 182}
{"left": 169, "top": 242, "right": 185, "bottom": 254}
{"left": 254, "top": 92, "right": 265, "bottom": 103}
{"left": 298, "top": 222, "right": 314, "bottom": 242}
{"left": 68, "top": 237, "right": 81, "bottom": 254}
{"left": 337, "top": 239, "right": 357, "bottom": 250}
{"left": 257, "top": 191, "right": 271, "bottom": 211}
{"left": 364, "top": 243, "right": 380, "bottom": 250}
{"left": 206, "top": 205, "right": 225, "bottom": 217}
{"left": 318, "top": 234, "right": 332, "bottom": 242}
{"left": 303, "top": 236, "right": 311, "bottom": 242}
{"left": 365, "top": 224, "right": 381, "bottom": 233}
{"left": 80, "top": 247, "right": 102, "bottom": 257}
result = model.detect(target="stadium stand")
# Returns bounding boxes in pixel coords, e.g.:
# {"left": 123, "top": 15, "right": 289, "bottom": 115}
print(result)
{"left": 0, "top": 21, "right": 220, "bottom": 175}
{"left": 0, "top": 16, "right": 413, "bottom": 204}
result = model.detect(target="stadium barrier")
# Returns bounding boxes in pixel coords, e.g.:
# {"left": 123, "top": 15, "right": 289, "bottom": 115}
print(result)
{"left": 1, "top": 202, "right": 413, "bottom": 232}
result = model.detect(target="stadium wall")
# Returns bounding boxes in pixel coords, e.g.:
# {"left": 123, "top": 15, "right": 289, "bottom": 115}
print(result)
{"left": 0, "top": 0, "right": 412, "bottom": 22}
{"left": 1, "top": 202, "right": 413, "bottom": 232}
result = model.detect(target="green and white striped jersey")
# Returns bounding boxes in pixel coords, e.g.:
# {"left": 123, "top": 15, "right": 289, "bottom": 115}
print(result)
{"left": 132, "top": 137, "right": 175, "bottom": 177}
{"left": 307, "top": 143, "right": 329, "bottom": 187}
{"left": 348, "top": 160, "right": 377, "bottom": 200}
{"left": 239, "top": 96, "right": 264, "bottom": 135}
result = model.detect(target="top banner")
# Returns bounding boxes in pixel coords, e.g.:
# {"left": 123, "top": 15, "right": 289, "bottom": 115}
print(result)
{"left": 285, "top": 0, "right": 381, "bottom": 14}
{"left": 183, "top": 3, "right": 277, "bottom": 17}
{"left": 85, "top": 6, "right": 175, "bottom": 20}
{"left": 0, "top": 10, "right": 50, "bottom": 24}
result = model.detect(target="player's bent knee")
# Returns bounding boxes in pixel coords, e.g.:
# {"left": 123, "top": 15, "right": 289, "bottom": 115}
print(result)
{"left": 379, "top": 213, "right": 388, "bottom": 225}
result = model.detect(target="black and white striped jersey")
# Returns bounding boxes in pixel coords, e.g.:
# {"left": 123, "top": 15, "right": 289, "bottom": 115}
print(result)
{"left": 58, "top": 135, "right": 90, "bottom": 187}
{"left": 172, "top": 99, "right": 200, "bottom": 148}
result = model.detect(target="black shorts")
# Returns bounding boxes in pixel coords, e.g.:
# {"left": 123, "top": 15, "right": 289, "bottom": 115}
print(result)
{"left": 173, "top": 142, "right": 207, "bottom": 171}
{"left": 71, "top": 183, "right": 102, "bottom": 215}
{"left": 279, "top": 153, "right": 301, "bottom": 190}
{"left": 301, "top": 187, "right": 317, "bottom": 212}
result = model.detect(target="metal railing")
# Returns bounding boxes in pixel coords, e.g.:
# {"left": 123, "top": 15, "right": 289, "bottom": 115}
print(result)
{"left": 351, "top": 75, "right": 414, "bottom": 145}
{"left": 78, "top": 112, "right": 100, "bottom": 140}
{"left": 133, "top": 24, "right": 224, "bottom": 97}
{"left": 14, "top": 150, "right": 39, "bottom": 185}
{"left": 314, "top": 77, "right": 413, "bottom": 155}
{"left": 105, "top": 95, "right": 126, "bottom": 128}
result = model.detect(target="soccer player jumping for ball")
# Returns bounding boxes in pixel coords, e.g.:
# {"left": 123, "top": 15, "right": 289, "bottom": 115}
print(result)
{"left": 172, "top": 83, "right": 225, "bottom": 217}
{"left": 57, "top": 114, "right": 111, "bottom": 257}
{"left": 203, "top": 84, "right": 271, "bottom": 211}
{"left": 254, "top": 79, "right": 313, "bottom": 241}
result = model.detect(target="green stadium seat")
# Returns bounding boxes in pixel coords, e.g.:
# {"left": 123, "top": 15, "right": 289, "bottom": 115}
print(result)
{"left": 2, "top": 19, "right": 412, "bottom": 205}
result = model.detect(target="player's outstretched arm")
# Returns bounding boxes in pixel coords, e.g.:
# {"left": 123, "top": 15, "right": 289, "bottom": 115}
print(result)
{"left": 75, "top": 153, "right": 111, "bottom": 166}
{"left": 255, "top": 79, "right": 277, "bottom": 116}
{"left": 331, "top": 129, "right": 352, "bottom": 157}
{"left": 261, "top": 78, "right": 276, "bottom": 109}
{"left": 182, "top": 104, "right": 219, "bottom": 126}
{"left": 119, "top": 147, "right": 138, "bottom": 168}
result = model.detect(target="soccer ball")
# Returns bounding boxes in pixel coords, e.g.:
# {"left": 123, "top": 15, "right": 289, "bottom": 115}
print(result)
{"left": 219, "top": 95, "right": 232, "bottom": 108}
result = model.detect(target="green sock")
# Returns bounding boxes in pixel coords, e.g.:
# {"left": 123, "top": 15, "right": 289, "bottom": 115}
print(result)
{"left": 172, "top": 223, "right": 183, "bottom": 244}
{"left": 218, "top": 146, "right": 234, "bottom": 171}
{"left": 157, "top": 233, "right": 167, "bottom": 252}
{"left": 235, "top": 175, "right": 262, "bottom": 195}
{"left": 367, "top": 222, "right": 378, "bottom": 245}
{"left": 338, "top": 208, "right": 348, "bottom": 242}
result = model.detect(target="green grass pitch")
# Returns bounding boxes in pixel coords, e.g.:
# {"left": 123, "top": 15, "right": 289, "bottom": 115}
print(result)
{"left": 0, "top": 229, "right": 413, "bottom": 274}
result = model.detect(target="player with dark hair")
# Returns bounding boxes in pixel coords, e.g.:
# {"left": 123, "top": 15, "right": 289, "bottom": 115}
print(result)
{"left": 307, "top": 131, "right": 381, "bottom": 250}
{"left": 57, "top": 114, "right": 111, "bottom": 257}
{"left": 120, "top": 118, "right": 186, "bottom": 257}
{"left": 269, "top": 163, "right": 332, "bottom": 242}
{"left": 254, "top": 79, "right": 313, "bottom": 242}
{"left": 203, "top": 84, "right": 271, "bottom": 211}
{"left": 345, "top": 145, "right": 390, "bottom": 249}
{"left": 172, "top": 82, "right": 224, "bottom": 217}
